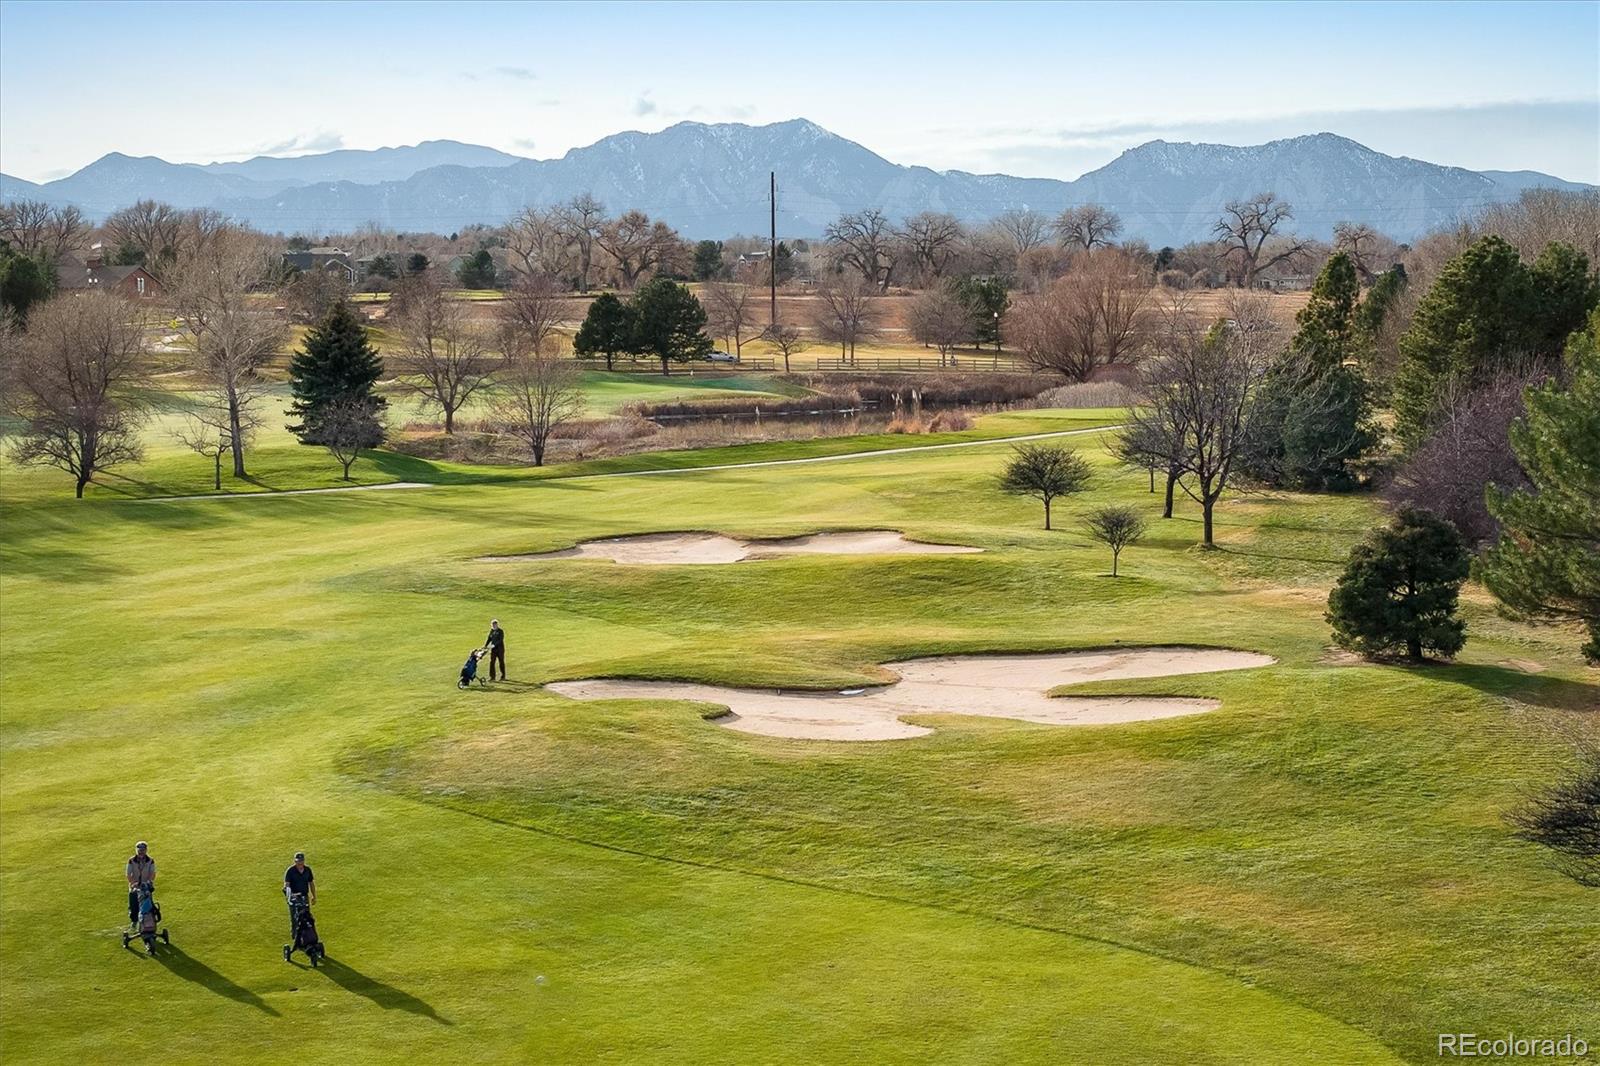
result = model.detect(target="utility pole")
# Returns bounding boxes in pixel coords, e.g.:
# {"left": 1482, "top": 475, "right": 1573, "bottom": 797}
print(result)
{"left": 769, "top": 170, "right": 778, "bottom": 328}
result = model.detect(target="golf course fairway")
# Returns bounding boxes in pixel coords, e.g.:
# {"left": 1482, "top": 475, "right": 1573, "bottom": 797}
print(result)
{"left": 2, "top": 416, "right": 1595, "bottom": 1064}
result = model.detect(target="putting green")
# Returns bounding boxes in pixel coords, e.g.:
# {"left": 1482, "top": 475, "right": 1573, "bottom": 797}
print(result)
{"left": 2, "top": 420, "right": 1594, "bottom": 1063}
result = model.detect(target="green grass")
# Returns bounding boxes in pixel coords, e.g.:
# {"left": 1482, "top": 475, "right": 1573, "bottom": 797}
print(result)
{"left": 2, "top": 414, "right": 1596, "bottom": 1063}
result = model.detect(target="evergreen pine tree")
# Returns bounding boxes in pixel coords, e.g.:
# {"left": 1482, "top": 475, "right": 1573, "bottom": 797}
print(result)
{"left": 573, "top": 292, "right": 636, "bottom": 371}
{"left": 1241, "top": 252, "right": 1375, "bottom": 489}
{"left": 287, "top": 300, "right": 386, "bottom": 476}
{"left": 630, "top": 279, "right": 712, "bottom": 376}
{"left": 1479, "top": 307, "right": 1600, "bottom": 662}
{"left": 1326, "top": 508, "right": 1470, "bottom": 662}
{"left": 1290, "top": 251, "right": 1360, "bottom": 368}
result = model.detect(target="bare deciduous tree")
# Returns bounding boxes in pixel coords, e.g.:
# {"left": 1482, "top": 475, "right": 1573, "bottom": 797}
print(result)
{"left": 1213, "top": 192, "right": 1309, "bottom": 288}
{"left": 1125, "top": 292, "right": 1278, "bottom": 545}
{"left": 998, "top": 443, "right": 1092, "bottom": 530}
{"left": 492, "top": 350, "right": 585, "bottom": 466}
{"left": 813, "top": 274, "right": 879, "bottom": 362}
{"left": 175, "top": 404, "right": 263, "bottom": 491}
{"left": 102, "top": 199, "right": 186, "bottom": 275}
{"left": 1011, "top": 248, "right": 1151, "bottom": 381}
{"left": 505, "top": 206, "right": 573, "bottom": 281}
{"left": 994, "top": 208, "right": 1050, "bottom": 258}
{"left": 761, "top": 321, "right": 810, "bottom": 373}
{"left": 0, "top": 199, "right": 87, "bottom": 260}
{"left": 1054, "top": 205, "right": 1122, "bottom": 251}
{"left": 316, "top": 395, "right": 385, "bottom": 480}
{"left": 1332, "top": 222, "right": 1384, "bottom": 284}
{"left": 597, "top": 210, "right": 678, "bottom": 289}
{"left": 897, "top": 212, "right": 964, "bottom": 283}
{"left": 1082, "top": 505, "right": 1148, "bottom": 576}
{"left": 555, "top": 193, "right": 607, "bottom": 292}
{"left": 703, "top": 281, "right": 755, "bottom": 356}
{"left": 5, "top": 292, "right": 148, "bottom": 497}
{"left": 169, "top": 226, "right": 288, "bottom": 478}
{"left": 824, "top": 209, "right": 897, "bottom": 292}
{"left": 906, "top": 282, "right": 973, "bottom": 364}
{"left": 392, "top": 277, "right": 497, "bottom": 433}
{"left": 500, "top": 272, "right": 567, "bottom": 359}
{"left": 1382, "top": 367, "right": 1540, "bottom": 546}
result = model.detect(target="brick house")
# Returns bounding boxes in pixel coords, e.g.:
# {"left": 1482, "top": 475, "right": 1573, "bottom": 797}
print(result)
{"left": 54, "top": 250, "right": 162, "bottom": 300}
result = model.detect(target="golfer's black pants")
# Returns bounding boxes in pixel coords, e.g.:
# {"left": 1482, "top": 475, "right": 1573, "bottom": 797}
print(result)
{"left": 490, "top": 645, "right": 505, "bottom": 680}
{"left": 128, "top": 889, "right": 139, "bottom": 924}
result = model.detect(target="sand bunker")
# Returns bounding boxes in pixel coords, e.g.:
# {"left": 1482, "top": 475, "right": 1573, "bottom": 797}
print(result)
{"left": 548, "top": 647, "right": 1275, "bottom": 741}
{"left": 482, "top": 530, "right": 982, "bottom": 565}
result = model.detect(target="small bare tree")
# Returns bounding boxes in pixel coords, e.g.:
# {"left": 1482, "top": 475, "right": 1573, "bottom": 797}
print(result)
{"left": 1082, "top": 505, "right": 1148, "bottom": 576}
{"left": 1054, "top": 205, "right": 1122, "bottom": 251}
{"left": 1127, "top": 292, "right": 1278, "bottom": 545}
{"left": 998, "top": 443, "right": 1092, "bottom": 530}
{"left": 1213, "top": 192, "right": 1309, "bottom": 287}
{"left": 906, "top": 282, "right": 973, "bottom": 364}
{"left": 813, "top": 275, "right": 878, "bottom": 362}
{"left": 316, "top": 395, "right": 386, "bottom": 480}
{"left": 492, "top": 350, "right": 585, "bottom": 466}
{"left": 175, "top": 404, "right": 261, "bottom": 491}
{"left": 0, "top": 199, "right": 87, "bottom": 260}
{"left": 169, "top": 226, "right": 287, "bottom": 479}
{"left": 762, "top": 322, "right": 810, "bottom": 373}
{"left": 393, "top": 277, "right": 497, "bottom": 434}
{"left": 824, "top": 209, "right": 897, "bottom": 292}
{"left": 5, "top": 292, "right": 148, "bottom": 497}
{"left": 703, "top": 281, "right": 755, "bottom": 356}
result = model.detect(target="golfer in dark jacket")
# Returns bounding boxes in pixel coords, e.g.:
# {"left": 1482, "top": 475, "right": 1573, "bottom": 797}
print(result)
{"left": 283, "top": 851, "right": 315, "bottom": 935}
{"left": 485, "top": 619, "right": 506, "bottom": 681}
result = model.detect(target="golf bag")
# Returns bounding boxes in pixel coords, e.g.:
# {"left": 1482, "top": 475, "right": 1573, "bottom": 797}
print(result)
{"left": 284, "top": 891, "right": 324, "bottom": 965}
{"left": 458, "top": 648, "right": 487, "bottom": 689}
{"left": 122, "top": 883, "right": 168, "bottom": 954}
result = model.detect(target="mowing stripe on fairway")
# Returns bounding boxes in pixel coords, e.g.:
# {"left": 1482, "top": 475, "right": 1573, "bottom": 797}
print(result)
{"left": 576, "top": 424, "right": 1122, "bottom": 480}
{"left": 123, "top": 427, "right": 1120, "bottom": 501}
{"left": 135, "top": 481, "right": 436, "bottom": 503}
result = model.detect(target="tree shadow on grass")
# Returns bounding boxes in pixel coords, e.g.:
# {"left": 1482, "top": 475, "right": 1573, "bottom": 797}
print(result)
{"left": 317, "top": 956, "right": 452, "bottom": 1025}
{"left": 1413, "top": 661, "right": 1600, "bottom": 712}
{"left": 151, "top": 944, "right": 280, "bottom": 1016}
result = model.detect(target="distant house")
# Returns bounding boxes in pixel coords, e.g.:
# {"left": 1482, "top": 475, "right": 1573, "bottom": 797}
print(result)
{"left": 54, "top": 251, "right": 161, "bottom": 300}
{"left": 282, "top": 246, "right": 355, "bottom": 283}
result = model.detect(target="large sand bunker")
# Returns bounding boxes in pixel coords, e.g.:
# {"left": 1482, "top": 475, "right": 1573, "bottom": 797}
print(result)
{"left": 548, "top": 647, "right": 1276, "bottom": 741}
{"left": 482, "top": 530, "right": 983, "bottom": 565}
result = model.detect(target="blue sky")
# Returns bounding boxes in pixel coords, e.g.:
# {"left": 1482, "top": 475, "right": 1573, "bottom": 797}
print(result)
{"left": 1, "top": 0, "right": 1596, "bottom": 182}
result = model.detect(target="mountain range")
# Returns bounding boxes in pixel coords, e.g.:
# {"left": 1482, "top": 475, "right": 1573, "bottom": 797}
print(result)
{"left": 2, "top": 120, "right": 1590, "bottom": 245}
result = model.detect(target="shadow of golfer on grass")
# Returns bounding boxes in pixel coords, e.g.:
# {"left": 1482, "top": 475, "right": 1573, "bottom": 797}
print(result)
{"left": 315, "top": 956, "right": 452, "bottom": 1025}
{"left": 152, "top": 944, "right": 279, "bottom": 1016}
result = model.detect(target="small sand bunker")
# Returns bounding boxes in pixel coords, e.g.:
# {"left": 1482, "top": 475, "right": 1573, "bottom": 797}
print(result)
{"left": 481, "top": 530, "right": 982, "bottom": 565}
{"left": 548, "top": 647, "right": 1275, "bottom": 741}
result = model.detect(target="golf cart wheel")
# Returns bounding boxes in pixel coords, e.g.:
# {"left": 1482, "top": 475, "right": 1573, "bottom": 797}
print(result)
{"left": 310, "top": 949, "right": 320, "bottom": 968}
{"left": 161, "top": 929, "right": 170, "bottom": 944}
{"left": 122, "top": 933, "right": 131, "bottom": 949}
{"left": 283, "top": 945, "right": 292, "bottom": 963}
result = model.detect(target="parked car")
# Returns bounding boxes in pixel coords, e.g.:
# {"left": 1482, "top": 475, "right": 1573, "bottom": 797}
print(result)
{"left": 705, "top": 350, "right": 737, "bottom": 363}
